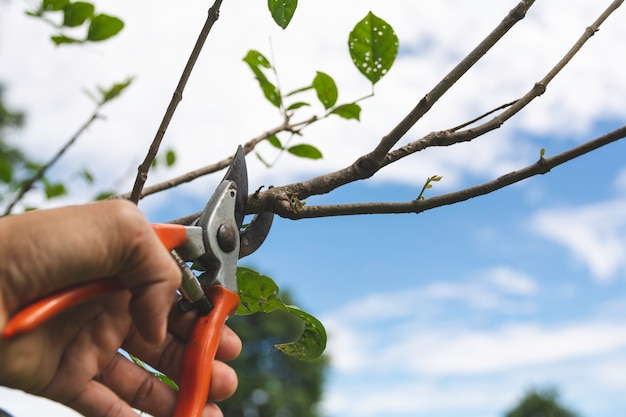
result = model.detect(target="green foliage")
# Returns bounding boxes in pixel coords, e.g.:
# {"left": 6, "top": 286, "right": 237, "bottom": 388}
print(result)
{"left": 504, "top": 388, "right": 580, "bottom": 417}
{"left": 237, "top": 267, "right": 327, "bottom": 361}
{"left": 287, "top": 144, "right": 323, "bottom": 160}
{"left": 243, "top": 50, "right": 282, "bottom": 108}
{"left": 88, "top": 77, "right": 134, "bottom": 106}
{"left": 267, "top": 0, "right": 298, "bottom": 29}
{"left": 312, "top": 71, "right": 338, "bottom": 110}
{"left": 26, "top": 1, "right": 124, "bottom": 45}
{"left": 349, "top": 11, "right": 399, "bottom": 85}
{"left": 416, "top": 174, "right": 443, "bottom": 200}
{"left": 222, "top": 289, "right": 327, "bottom": 417}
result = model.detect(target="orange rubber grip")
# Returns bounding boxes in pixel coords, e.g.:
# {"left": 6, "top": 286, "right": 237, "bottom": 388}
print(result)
{"left": 2, "top": 223, "right": 189, "bottom": 339}
{"left": 173, "top": 286, "right": 240, "bottom": 417}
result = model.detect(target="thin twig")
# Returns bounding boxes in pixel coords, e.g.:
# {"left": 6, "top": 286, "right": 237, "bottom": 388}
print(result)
{"left": 3, "top": 111, "right": 100, "bottom": 215}
{"left": 115, "top": 116, "right": 317, "bottom": 200}
{"left": 128, "top": 0, "right": 224, "bottom": 203}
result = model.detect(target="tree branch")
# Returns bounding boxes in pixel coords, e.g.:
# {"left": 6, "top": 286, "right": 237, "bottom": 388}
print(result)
{"left": 128, "top": 0, "right": 224, "bottom": 203}
{"left": 242, "top": 0, "right": 622, "bottom": 215}
{"left": 354, "top": 0, "right": 536, "bottom": 174}
{"left": 3, "top": 110, "right": 100, "bottom": 215}
{"left": 257, "top": 125, "right": 626, "bottom": 219}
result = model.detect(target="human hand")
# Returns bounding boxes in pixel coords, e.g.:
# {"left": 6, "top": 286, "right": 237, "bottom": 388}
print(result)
{"left": 0, "top": 201, "right": 241, "bottom": 417}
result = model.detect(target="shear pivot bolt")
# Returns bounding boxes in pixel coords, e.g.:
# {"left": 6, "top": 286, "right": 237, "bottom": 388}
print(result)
{"left": 217, "top": 224, "right": 237, "bottom": 252}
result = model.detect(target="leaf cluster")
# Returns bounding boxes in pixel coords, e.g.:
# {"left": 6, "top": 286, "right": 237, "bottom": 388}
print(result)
{"left": 244, "top": 11, "right": 398, "bottom": 167}
{"left": 26, "top": 0, "right": 124, "bottom": 45}
{"left": 236, "top": 267, "right": 326, "bottom": 361}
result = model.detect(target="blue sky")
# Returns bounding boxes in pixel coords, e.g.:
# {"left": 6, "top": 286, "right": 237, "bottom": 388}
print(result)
{"left": 1, "top": 1, "right": 626, "bottom": 417}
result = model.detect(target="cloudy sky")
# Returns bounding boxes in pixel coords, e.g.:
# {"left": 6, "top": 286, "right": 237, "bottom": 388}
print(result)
{"left": 1, "top": 1, "right": 625, "bottom": 417}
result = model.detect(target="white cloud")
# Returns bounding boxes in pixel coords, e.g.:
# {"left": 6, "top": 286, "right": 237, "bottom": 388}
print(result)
{"left": 486, "top": 267, "right": 538, "bottom": 296}
{"left": 532, "top": 199, "right": 626, "bottom": 281}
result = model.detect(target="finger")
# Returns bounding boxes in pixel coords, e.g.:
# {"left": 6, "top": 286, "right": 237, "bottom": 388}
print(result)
{"left": 96, "top": 353, "right": 178, "bottom": 417}
{"left": 65, "top": 378, "right": 140, "bottom": 417}
{"left": 123, "top": 326, "right": 240, "bottom": 392}
{"left": 98, "top": 354, "right": 237, "bottom": 415}
{"left": 166, "top": 305, "right": 242, "bottom": 361}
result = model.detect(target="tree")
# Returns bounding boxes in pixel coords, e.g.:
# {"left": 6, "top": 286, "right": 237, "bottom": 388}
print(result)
{"left": 1, "top": 0, "right": 625, "bottom": 415}
{"left": 505, "top": 388, "right": 580, "bottom": 417}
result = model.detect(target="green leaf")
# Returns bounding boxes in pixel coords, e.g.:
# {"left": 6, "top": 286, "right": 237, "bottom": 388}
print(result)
{"left": 79, "top": 168, "right": 94, "bottom": 184}
{"left": 274, "top": 306, "right": 326, "bottom": 361}
{"left": 51, "top": 35, "right": 81, "bottom": 45}
{"left": 259, "top": 79, "right": 282, "bottom": 108}
{"left": 267, "top": 0, "right": 298, "bottom": 29}
{"left": 97, "top": 77, "right": 133, "bottom": 104}
{"left": 94, "top": 191, "right": 115, "bottom": 201}
{"left": 267, "top": 135, "right": 283, "bottom": 149}
{"left": 236, "top": 267, "right": 326, "bottom": 360}
{"left": 286, "top": 101, "right": 310, "bottom": 111}
{"left": 330, "top": 103, "right": 361, "bottom": 121}
{"left": 243, "top": 49, "right": 272, "bottom": 69}
{"left": 242, "top": 50, "right": 281, "bottom": 108}
{"left": 44, "top": 182, "right": 67, "bottom": 199}
{"left": 287, "top": 144, "right": 323, "bottom": 160}
{"left": 43, "top": 0, "right": 70, "bottom": 11}
{"left": 87, "top": 14, "right": 124, "bottom": 42}
{"left": 285, "top": 85, "right": 313, "bottom": 97}
{"left": 0, "top": 158, "right": 13, "bottom": 183}
{"left": 62, "top": 2, "right": 94, "bottom": 27}
{"left": 312, "top": 71, "right": 338, "bottom": 110}
{"left": 348, "top": 11, "right": 398, "bottom": 85}
{"left": 255, "top": 152, "right": 272, "bottom": 168}
{"left": 165, "top": 149, "right": 176, "bottom": 167}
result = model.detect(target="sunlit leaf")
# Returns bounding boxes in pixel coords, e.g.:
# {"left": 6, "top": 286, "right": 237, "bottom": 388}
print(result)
{"left": 94, "top": 191, "right": 115, "bottom": 201}
{"left": 348, "top": 11, "right": 398, "bottom": 84}
{"left": 330, "top": 103, "right": 361, "bottom": 121}
{"left": 267, "top": 0, "right": 298, "bottom": 29}
{"left": 274, "top": 306, "right": 327, "bottom": 361}
{"left": 0, "top": 158, "right": 13, "bottom": 183}
{"left": 267, "top": 135, "right": 283, "bottom": 149}
{"left": 255, "top": 152, "right": 272, "bottom": 168}
{"left": 80, "top": 168, "right": 94, "bottom": 184}
{"left": 243, "top": 49, "right": 272, "bottom": 69}
{"left": 287, "top": 144, "right": 323, "bottom": 160}
{"left": 51, "top": 35, "right": 81, "bottom": 45}
{"left": 165, "top": 149, "right": 176, "bottom": 167}
{"left": 62, "top": 2, "right": 94, "bottom": 27}
{"left": 312, "top": 71, "right": 338, "bottom": 110}
{"left": 236, "top": 267, "right": 327, "bottom": 360}
{"left": 43, "top": 0, "right": 70, "bottom": 11}
{"left": 259, "top": 79, "right": 282, "bottom": 108}
{"left": 286, "top": 101, "right": 310, "bottom": 111}
{"left": 243, "top": 50, "right": 281, "bottom": 108}
{"left": 44, "top": 182, "right": 67, "bottom": 199}
{"left": 97, "top": 77, "right": 133, "bottom": 104}
{"left": 87, "top": 14, "right": 124, "bottom": 42}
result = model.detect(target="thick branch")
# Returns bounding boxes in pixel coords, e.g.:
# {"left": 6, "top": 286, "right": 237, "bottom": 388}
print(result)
{"left": 355, "top": 0, "right": 536, "bottom": 172}
{"left": 128, "top": 0, "right": 223, "bottom": 203}
{"left": 268, "top": 125, "right": 626, "bottom": 219}
{"left": 243, "top": 0, "right": 621, "bottom": 214}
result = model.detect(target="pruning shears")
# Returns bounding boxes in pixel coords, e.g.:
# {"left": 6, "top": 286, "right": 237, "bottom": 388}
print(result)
{"left": 2, "top": 146, "right": 274, "bottom": 417}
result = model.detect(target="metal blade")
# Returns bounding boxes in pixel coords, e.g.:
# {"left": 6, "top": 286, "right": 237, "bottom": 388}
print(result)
{"left": 221, "top": 145, "right": 248, "bottom": 229}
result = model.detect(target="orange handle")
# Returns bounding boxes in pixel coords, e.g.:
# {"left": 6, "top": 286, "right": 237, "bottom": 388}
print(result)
{"left": 2, "top": 224, "right": 189, "bottom": 339}
{"left": 173, "top": 286, "right": 240, "bottom": 417}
